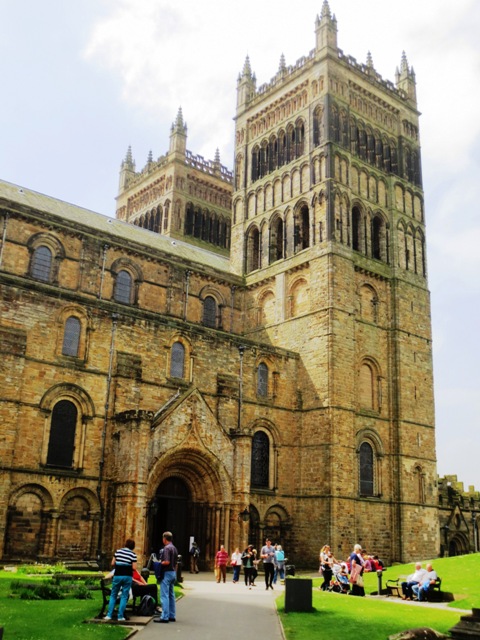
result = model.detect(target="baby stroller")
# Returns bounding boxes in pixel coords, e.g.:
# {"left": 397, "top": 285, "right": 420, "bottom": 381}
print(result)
{"left": 328, "top": 563, "right": 350, "bottom": 594}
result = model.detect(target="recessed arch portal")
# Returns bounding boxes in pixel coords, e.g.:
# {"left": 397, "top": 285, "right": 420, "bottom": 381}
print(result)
{"left": 147, "top": 447, "right": 233, "bottom": 568}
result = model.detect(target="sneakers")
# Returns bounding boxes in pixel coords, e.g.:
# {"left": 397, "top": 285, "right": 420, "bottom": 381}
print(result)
{"left": 103, "top": 616, "right": 111, "bottom": 621}
{"left": 118, "top": 618, "right": 126, "bottom": 622}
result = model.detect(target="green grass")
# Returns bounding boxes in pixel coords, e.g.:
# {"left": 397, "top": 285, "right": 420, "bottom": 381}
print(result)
{"left": 0, "top": 569, "right": 135, "bottom": 640}
{"left": 279, "top": 592, "right": 462, "bottom": 640}
{"left": 277, "top": 553, "right": 480, "bottom": 640}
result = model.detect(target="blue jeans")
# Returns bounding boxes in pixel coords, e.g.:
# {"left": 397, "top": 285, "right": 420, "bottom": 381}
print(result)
{"left": 412, "top": 582, "right": 430, "bottom": 601}
{"left": 107, "top": 575, "right": 132, "bottom": 619}
{"left": 232, "top": 564, "right": 241, "bottom": 582}
{"left": 274, "top": 565, "right": 285, "bottom": 583}
{"left": 160, "top": 570, "right": 176, "bottom": 620}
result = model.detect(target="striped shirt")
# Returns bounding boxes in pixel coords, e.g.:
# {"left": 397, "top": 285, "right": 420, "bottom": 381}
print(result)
{"left": 114, "top": 547, "right": 137, "bottom": 576}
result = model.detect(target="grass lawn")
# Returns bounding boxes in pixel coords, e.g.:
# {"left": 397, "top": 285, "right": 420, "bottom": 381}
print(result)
{"left": 278, "top": 592, "right": 462, "bottom": 640}
{"left": 277, "top": 553, "right": 480, "bottom": 640}
{"left": 0, "top": 567, "right": 183, "bottom": 640}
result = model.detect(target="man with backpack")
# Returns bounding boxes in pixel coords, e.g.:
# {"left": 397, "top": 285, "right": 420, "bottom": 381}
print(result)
{"left": 189, "top": 541, "right": 200, "bottom": 573}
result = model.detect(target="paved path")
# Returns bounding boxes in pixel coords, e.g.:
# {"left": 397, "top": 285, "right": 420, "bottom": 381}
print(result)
{"left": 135, "top": 573, "right": 285, "bottom": 640}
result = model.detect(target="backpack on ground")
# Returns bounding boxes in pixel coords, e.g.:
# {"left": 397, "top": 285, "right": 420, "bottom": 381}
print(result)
{"left": 138, "top": 594, "right": 156, "bottom": 617}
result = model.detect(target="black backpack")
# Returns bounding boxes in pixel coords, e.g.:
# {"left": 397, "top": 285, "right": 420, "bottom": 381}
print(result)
{"left": 138, "top": 594, "right": 156, "bottom": 616}
{"left": 153, "top": 548, "right": 165, "bottom": 581}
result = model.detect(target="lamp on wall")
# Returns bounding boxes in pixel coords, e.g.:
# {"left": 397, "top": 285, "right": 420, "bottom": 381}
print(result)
{"left": 239, "top": 507, "right": 250, "bottom": 523}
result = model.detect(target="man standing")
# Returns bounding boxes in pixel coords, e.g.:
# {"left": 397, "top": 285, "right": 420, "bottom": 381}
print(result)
{"left": 154, "top": 531, "right": 178, "bottom": 623}
{"left": 261, "top": 538, "right": 275, "bottom": 590}
{"left": 104, "top": 538, "right": 137, "bottom": 621}
{"left": 189, "top": 541, "right": 200, "bottom": 573}
{"left": 215, "top": 544, "right": 229, "bottom": 583}
{"left": 401, "top": 563, "right": 427, "bottom": 600}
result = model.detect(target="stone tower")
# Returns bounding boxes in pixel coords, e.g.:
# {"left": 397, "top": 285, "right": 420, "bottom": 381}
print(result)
{"left": 231, "top": 0, "right": 438, "bottom": 560}
{"left": 116, "top": 107, "right": 233, "bottom": 253}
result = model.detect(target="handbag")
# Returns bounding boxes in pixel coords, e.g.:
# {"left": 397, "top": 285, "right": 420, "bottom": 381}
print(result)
{"left": 356, "top": 574, "right": 364, "bottom": 587}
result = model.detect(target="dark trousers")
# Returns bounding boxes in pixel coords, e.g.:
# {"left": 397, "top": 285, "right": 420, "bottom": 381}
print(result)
{"left": 321, "top": 568, "right": 333, "bottom": 590}
{"left": 401, "top": 580, "right": 418, "bottom": 599}
{"left": 264, "top": 562, "right": 274, "bottom": 587}
{"left": 244, "top": 567, "right": 254, "bottom": 586}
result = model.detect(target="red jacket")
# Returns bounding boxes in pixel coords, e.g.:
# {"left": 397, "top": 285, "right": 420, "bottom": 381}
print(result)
{"left": 215, "top": 549, "right": 229, "bottom": 566}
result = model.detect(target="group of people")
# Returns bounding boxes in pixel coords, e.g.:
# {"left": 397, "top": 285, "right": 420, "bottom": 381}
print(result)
{"left": 400, "top": 563, "right": 438, "bottom": 601}
{"left": 319, "top": 543, "right": 385, "bottom": 597}
{"left": 104, "top": 531, "right": 179, "bottom": 624}
{"left": 213, "top": 539, "right": 287, "bottom": 590}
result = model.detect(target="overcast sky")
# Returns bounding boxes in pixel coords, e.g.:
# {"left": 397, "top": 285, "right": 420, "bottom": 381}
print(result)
{"left": 1, "top": 0, "right": 479, "bottom": 490}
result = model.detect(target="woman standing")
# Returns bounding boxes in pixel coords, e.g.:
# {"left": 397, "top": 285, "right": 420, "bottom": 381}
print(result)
{"left": 349, "top": 543, "right": 365, "bottom": 596}
{"left": 319, "top": 544, "right": 336, "bottom": 591}
{"left": 241, "top": 545, "right": 255, "bottom": 588}
{"left": 230, "top": 547, "right": 242, "bottom": 583}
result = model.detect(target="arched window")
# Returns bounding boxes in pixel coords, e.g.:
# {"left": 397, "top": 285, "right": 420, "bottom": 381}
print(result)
{"left": 114, "top": 270, "right": 133, "bottom": 304}
{"left": 359, "top": 285, "right": 378, "bottom": 323}
{"left": 296, "top": 121, "right": 305, "bottom": 157}
{"left": 251, "top": 431, "right": 270, "bottom": 488}
{"left": 269, "top": 217, "right": 284, "bottom": 264}
{"left": 31, "top": 246, "right": 53, "bottom": 282}
{"left": 415, "top": 466, "right": 426, "bottom": 504}
{"left": 359, "top": 362, "right": 375, "bottom": 410}
{"left": 251, "top": 146, "right": 259, "bottom": 182}
{"left": 247, "top": 226, "right": 260, "bottom": 272}
{"left": 372, "top": 215, "right": 383, "bottom": 260}
{"left": 331, "top": 105, "right": 340, "bottom": 142}
{"left": 170, "top": 342, "right": 185, "bottom": 378}
{"left": 46, "top": 400, "right": 77, "bottom": 468}
{"left": 62, "top": 316, "right": 81, "bottom": 357}
{"left": 359, "top": 442, "right": 374, "bottom": 496}
{"left": 277, "top": 131, "right": 286, "bottom": 167}
{"left": 358, "top": 125, "right": 367, "bottom": 160}
{"left": 295, "top": 205, "right": 310, "bottom": 252}
{"left": 313, "top": 106, "right": 323, "bottom": 147}
{"left": 202, "top": 296, "right": 217, "bottom": 328}
{"left": 352, "top": 206, "right": 362, "bottom": 252}
{"left": 257, "top": 363, "right": 268, "bottom": 397}
{"left": 185, "top": 203, "right": 194, "bottom": 235}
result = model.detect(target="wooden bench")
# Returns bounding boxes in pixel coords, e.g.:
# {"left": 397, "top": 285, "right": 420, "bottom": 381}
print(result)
{"left": 386, "top": 576, "right": 443, "bottom": 601}
{"left": 97, "top": 577, "right": 139, "bottom": 619}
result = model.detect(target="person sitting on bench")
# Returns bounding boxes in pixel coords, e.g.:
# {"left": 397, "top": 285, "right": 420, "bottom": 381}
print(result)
{"left": 401, "top": 563, "right": 427, "bottom": 600}
{"left": 412, "top": 563, "right": 438, "bottom": 601}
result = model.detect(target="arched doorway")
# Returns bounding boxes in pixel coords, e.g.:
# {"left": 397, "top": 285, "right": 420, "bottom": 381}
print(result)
{"left": 146, "top": 445, "right": 238, "bottom": 570}
{"left": 148, "top": 477, "right": 190, "bottom": 560}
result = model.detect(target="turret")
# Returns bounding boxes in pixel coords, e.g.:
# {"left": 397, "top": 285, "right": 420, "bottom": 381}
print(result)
{"left": 277, "top": 53, "right": 287, "bottom": 79}
{"left": 118, "top": 146, "right": 136, "bottom": 193}
{"left": 169, "top": 107, "right": 188, "bottom": 157}
{"left": 395, "top": 51, "right": 417, "bottom": 104}
{"left": 213, "top": 148, "right": 221, "bottom": 175}
{"left": 315, "top": 0, "right": 338, "bottom": 54}
{"left": 236, "top": 56, "right": 256, "bottom": 110}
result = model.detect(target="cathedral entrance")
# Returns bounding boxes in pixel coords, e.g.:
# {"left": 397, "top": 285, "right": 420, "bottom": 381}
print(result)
{"left": 149, "top": 477, "right": 190, "bottom": 559}
{"left": 145, "top": 406, "right": 240, "bottom": 570}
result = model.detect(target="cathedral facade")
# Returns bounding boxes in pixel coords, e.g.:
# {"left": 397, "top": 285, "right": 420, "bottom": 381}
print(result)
{"left": 0, "top": 3, "right": 438, "bottom": 569}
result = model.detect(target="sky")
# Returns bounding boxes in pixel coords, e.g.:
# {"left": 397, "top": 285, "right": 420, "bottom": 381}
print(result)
{"left": 0, "top": 0, "right": 479, "bottom": 489}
